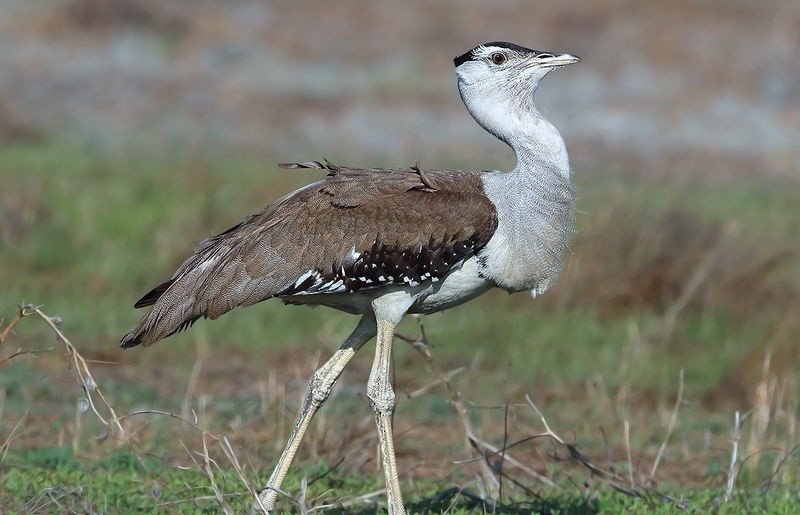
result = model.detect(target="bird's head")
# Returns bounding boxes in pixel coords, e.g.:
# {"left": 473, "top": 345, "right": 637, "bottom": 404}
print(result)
{"left": 454, "top": 42, "right": 580, "bottom": 144}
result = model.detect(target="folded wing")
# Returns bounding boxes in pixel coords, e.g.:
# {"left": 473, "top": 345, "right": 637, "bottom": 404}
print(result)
{"left": 121, "top": 162, "right": 497, "bottom": 348}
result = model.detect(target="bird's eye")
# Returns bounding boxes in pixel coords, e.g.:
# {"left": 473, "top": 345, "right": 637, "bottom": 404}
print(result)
{"left": 489, "top": 52, "right": 507, "bottom": 65}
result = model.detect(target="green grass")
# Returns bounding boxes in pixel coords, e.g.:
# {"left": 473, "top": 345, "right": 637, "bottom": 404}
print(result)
{"left": 3, "top": 447, "right": 800, "bottom": 514}
{"left": 1, "top": 140, "right": 799, "bottom": 513}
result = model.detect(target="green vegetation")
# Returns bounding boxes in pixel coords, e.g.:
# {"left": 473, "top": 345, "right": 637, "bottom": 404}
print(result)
{"left": 3, "top": 447, "right": 800, "bottom": 513}
{"left": 1, "top": 141, "right": 798, "bottom": 513}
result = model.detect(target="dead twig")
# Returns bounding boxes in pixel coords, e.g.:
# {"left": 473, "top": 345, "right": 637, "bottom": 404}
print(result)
{"left": 14, "top": 304, "right": 127, "bottom": 439}
{"left": 0, "top": 346, "right": 52, "bottom": 368}
{"left": 397, "top": 318, "right": 554, "bottom": 490}
{"left": 760, "top": 445, "right": 799, "bottom": 494}
{"left": 525, "top": 394, "right": 689, "bottom": 508}
{"left": 0, "top": 307, "right": 25, "bottom": 344}
{"left": 401, "top": 366, "right": 466, "bottom": 402}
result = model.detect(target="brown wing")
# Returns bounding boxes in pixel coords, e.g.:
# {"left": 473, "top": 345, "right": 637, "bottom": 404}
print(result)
{"left": 120, "top": 162, "right": 497, "bottom": 348}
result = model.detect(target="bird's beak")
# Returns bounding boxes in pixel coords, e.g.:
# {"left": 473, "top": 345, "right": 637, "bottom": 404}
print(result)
{"left": 534, "top": 52, "right": 581, "bottom": 68}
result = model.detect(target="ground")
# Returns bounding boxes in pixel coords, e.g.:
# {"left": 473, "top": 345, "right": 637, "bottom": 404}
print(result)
{"left": 1, "top": 143, "right": 798, "bottom": 513}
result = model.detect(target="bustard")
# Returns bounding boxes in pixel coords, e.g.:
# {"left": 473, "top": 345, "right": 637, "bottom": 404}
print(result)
{"left": 122, "top": 41, "right": 579, "bottom": 514}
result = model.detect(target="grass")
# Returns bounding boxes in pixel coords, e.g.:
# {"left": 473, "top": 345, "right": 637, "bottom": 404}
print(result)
{"left": 6, "top": 446, "right": 794, "bottom": 514}
{"left": 1, "top": 140, "right": 799, "bottom": 512}
{"left": 4, "top": 446, "right": 800, "bottom": 513}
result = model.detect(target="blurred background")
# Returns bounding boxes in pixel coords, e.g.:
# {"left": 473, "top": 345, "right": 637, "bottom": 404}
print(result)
{"left": 2, "top": 0, "right": 798, "bottom": 170}
{"left": 1, "top": 0, "right": 799, "bottom": 510}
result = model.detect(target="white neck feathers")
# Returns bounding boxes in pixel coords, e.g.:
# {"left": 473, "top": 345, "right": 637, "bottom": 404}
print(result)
{"left": 475, "top": 100, "right": 575, "bottom": 294}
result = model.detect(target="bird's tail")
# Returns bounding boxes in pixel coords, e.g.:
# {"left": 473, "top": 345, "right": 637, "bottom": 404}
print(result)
{"left": 120, "top": 276, "right": 207, "bottom": 348}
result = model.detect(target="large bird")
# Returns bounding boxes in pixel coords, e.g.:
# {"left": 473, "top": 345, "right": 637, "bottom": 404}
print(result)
{"left": 122, "top": 41, "right": 579, "bottom": 514}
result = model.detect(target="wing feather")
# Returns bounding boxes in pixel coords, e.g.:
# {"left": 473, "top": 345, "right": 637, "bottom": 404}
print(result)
{"left": 121, "top": 163, "right": 496, "bottom": 348}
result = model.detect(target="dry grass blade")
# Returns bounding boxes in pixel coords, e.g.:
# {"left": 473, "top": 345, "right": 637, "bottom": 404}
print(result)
{"left": 725, "top": 410, "right": 745, "bottom": 502}
{"left": 20, "top": 486, "right": 86, "bottom": 513}
{"left": 122, "top": 409, "right": 282, "bottom": 514}
{"left": 660, "top": 222, "right": 738, "bottom": 341}
{"left": 200, "top": 430, "right": 234, "bottom": 515}
{"left": 624, "top": 420, "right": 634, "bottom": 486}
{"left": 0, "top": 410, "right": 30, "bottom": 465}
{"left": 181, "top": 340, "right": 206, "bottom": 420}
{"left": 308, "top": 487, "right": 386, "bottom": 513}
{"left": 649, "top": 369, "right": 684, "bottom": 480}
{"left": 220, "top": 436, "right": 267, "bottom": 513}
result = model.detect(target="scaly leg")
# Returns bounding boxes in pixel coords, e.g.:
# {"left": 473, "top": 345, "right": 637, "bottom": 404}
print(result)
{"left": 257, "top": 314, "right": 377, "bottom": 513}
{"left": 367, "top": 319, "right": 406, "bottom": 515}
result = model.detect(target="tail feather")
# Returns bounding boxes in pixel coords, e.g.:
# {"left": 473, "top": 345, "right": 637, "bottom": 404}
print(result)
{"left": 121, "top": 283, "right": 204, "bottom": 348}
{"left": 121, "top": 268, "right": 207, "bottom": 348}
{"left": 167, "top": 314, "right": 204, "bottom": 338}
{"left": 134, "top": 279, "right": 175, "bottom": 308}
{"left": 120, "top": 329, "right": 145, "bottom": 349}
{"left": 120, "top": 254, "right": 269, "bottom": 348}
{"left": 120, "top": 313, "right": 204, "bottom": 348}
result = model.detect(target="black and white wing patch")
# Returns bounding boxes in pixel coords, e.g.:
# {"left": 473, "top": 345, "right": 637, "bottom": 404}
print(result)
{"left": 276, "top": 233, "right": 487, "bottom": 297}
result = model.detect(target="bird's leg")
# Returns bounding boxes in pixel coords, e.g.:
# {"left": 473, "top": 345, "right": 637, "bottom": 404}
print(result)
{"left": 257, "top": 314, "right": 377, "bottom": 513}
{"left": 367, "top": 319, "right": 406, "bottom": 515}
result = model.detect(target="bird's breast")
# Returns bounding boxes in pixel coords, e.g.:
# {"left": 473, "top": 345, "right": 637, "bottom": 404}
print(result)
{"left": 478, "top": 217, "right": 571, "bottom": 295}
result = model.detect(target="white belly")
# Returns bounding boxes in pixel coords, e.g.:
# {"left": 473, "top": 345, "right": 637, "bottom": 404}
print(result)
{"left": 409, "top": 256, "right": 493, "bottom": 314}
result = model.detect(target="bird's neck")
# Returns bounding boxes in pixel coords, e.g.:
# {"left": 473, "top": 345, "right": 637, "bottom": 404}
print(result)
{"left": 478, "top": 104, "right": 575, "bottom": 295}
{"left": 507, "top": 106, "right": 571, "bottom": 184}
